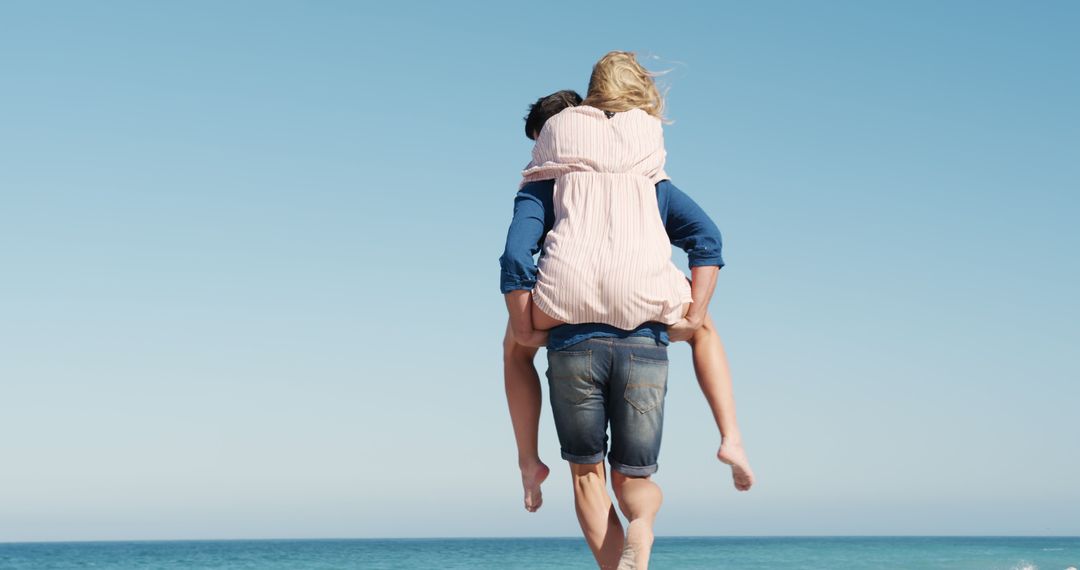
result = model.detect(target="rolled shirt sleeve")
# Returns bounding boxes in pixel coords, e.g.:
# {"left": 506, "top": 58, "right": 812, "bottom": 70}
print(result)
{"left": 499, "top": 180, "right": 555, "bottom": 293}
{"left": 657, "top": 180, "right": 725, "bottom": 268}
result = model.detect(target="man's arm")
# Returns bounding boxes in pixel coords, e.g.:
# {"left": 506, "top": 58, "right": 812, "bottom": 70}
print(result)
{"left": 658, "top": 180, "right": 725, "bottom": 270}
{"left": 658, "top": 182, "right": 755, "bottom": 491}
{"left": 684, "top": 265, "right": 719, "bottom": 328}
{"left": 499, "top": 180, "right": 555, "bottom": 346}
{"left": 657, "top": 180, "right": 725, "bottom": 335}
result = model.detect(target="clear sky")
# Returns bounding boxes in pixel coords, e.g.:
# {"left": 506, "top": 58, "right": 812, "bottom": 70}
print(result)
{"left": 1, "top": 1, "right": 1077, "bottom": 542}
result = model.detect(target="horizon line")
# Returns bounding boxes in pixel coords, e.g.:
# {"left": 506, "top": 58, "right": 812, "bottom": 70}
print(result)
{"left": 3, "top": 534, "right": 1078, "bottom": 545}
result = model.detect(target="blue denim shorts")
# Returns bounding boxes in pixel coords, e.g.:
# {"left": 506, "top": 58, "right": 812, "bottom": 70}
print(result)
{"left": 546, "top": 336, "right": 669, "bottom": 477}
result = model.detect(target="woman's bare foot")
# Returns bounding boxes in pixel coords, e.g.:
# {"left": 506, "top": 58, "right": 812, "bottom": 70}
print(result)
{"left": 618, "top": 518, "right": 654, "bottom": 569}
{"left": 717, "top": 440, "right": 755, "bottom": 491}
{"left": 520, "top": 460, "right": 550, "bottom": 512}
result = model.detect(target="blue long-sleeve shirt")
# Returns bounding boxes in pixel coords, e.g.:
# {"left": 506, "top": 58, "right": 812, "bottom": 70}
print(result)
{"left": 500, "top": 179, "right": 724, "bottom": 350}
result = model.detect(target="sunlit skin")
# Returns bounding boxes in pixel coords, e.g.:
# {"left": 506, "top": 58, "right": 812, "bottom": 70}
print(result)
{"left": 500, "top": 323, "right": 548, "bottom": 512}
{"left": 503, "top": 265, "right": 753, "bottom": 568}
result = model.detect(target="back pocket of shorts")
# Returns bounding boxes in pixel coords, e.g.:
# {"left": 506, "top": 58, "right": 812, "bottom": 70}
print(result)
{"left": 548, "top": 349, "right": 594, "bottom": 405}
{"left": 624, "top": 354, "right": 668, "bottom": 414}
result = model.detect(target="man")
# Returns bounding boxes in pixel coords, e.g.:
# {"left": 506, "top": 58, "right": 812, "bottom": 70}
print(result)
{"left": 500, "top": 90, "right": 752, "bottom": 569}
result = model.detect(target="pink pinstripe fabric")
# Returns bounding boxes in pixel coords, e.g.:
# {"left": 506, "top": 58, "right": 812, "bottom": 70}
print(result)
{"left": 520, "top": 106, "right": 692, "bottom": 329}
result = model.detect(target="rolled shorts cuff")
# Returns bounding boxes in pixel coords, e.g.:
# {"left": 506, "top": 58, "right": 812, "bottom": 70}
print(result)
{"left": 561, "top": 449, "right": 605, "bottom": 465}
{"left": 609, "top": 459, "right": 658, "bottom": 477}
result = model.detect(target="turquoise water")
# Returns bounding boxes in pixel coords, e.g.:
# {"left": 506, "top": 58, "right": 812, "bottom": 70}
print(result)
{"left": 0, "top": 537, "right": 1077, "bottom": 569}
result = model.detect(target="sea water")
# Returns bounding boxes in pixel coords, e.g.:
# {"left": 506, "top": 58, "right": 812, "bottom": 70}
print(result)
{"left": 0, "top": 536, "right": 1077, "bottom": 569}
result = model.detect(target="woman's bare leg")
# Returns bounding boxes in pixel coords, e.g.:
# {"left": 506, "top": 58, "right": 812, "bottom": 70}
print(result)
{"left": 505, "top": 290, "right": 563, "bottom": 347}
{"left": 570, "top": 462, "right": 625, "bottom": 569}
{"left": 686, "top": 313, "right": 755, "bottom": 491}
{"left": 500, "top": 290, "right": 567, "bottom": 511}
{"left": 531, "top": 298, "right": 566, "bottom": 330}
{"left": 502, "top": 319, "right": 549, "bottom": 512}
{"left": 610, "top": 471, "right": 663, "bottom": 569}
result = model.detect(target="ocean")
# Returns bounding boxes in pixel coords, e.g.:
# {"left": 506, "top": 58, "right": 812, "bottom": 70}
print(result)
{"left": 0, "top": 536, "right": 1076, "bottom": 569}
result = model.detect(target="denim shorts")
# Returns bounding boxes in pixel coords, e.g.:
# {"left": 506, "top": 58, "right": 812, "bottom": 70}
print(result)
{"left": 546, "top": 336, "right": 669, "bottom": 477}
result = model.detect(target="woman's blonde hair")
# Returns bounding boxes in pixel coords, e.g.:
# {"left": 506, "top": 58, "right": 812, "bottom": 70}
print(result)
{"left": 582, "top": 51, "right": 666, "bottom": 120}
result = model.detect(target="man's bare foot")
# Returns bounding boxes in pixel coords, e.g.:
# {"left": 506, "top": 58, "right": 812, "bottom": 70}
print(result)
{"left": 618, "top": 518, "right": 654, "bottom": 569}
{"left": 520, "top": 460, "right": 549, "bottom": 512}
{"left": 717, "top": 440, "right": 755, "bottom": 491}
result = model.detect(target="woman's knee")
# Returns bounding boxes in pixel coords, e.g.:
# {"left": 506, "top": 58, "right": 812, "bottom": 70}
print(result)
{"left": 687, "top": 313, "right": 717, "bottom": 347}
{"left": 503, "top": 330, "right": 538, "bottom": 362}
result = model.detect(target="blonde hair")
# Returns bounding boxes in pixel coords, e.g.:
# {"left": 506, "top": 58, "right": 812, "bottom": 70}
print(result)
{"left": 582, "top": 51, "right": 666, "bottom": 120}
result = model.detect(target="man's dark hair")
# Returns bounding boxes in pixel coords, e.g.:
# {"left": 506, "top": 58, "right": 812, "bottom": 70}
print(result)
{"left": 524, "top": 90, "right": 583, "bottom": 140}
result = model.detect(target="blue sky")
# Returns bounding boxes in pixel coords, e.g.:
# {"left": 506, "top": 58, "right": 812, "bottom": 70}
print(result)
{"left": 0, "top": 1, "right": 1077, "bottom": 541}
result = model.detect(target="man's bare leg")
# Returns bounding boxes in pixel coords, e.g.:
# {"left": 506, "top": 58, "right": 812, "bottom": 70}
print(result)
{"left": 570, "top": 462, "right": 625, "bottom": 569}
{"left": 503, "top": 320, "right": 550, "bottom": 512}
{"left": 686, "top": 313, "right": 755, "bottom": 491}
{"left": 610, "top": 471, "right": 663, "bottom": 569}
